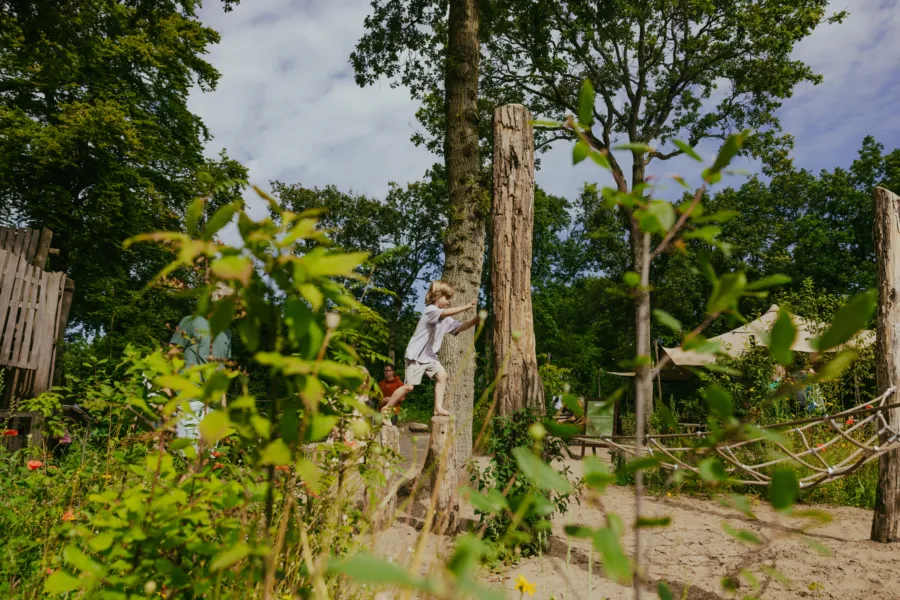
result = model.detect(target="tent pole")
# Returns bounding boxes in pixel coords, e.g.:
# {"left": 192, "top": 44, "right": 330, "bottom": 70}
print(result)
{"left": 655, "top": 340, "right": 663, "bottom": 412}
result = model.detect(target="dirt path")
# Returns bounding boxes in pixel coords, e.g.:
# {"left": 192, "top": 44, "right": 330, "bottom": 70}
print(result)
{"left": 376, "top": 426, "right": 900, "bottom": 599}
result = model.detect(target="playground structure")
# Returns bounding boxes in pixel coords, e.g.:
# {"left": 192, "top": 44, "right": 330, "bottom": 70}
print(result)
{"left": 0, "top": 227, "right": 74, "bottom": 449}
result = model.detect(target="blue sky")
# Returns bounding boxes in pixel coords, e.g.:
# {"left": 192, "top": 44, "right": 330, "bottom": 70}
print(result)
{"left": 188, "top": 0, "right": 900, "bottom": 219}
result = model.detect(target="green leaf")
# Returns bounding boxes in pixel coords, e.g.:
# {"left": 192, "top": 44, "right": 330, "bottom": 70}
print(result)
{"left": 623, "top": 271, "right": 640, "bottom": 288}
{"left": 615, "top": 142, "right": 653, "bottom": 154}
{"left": 768, "top": 468, "right": 799, "bottom": 510}
{"left": 513, "top": 446, "right": 573, "bottom": 493}
{"left": 590, "top": 150, "right": 610, "bottom": 170}
{"left": 708, "top": 271, "right": 747, "bottom": 314}
{"left": 578, "top": 79, "right": 595, "bottom": 125}
{"left": 658, "top": 582, "right": 674, "bottom": 600}
{"left": 88, "top": 532, "right": 115, "bottom": 552}
{"left": 210, "top": 255, "right": 253, "bottom": 286}
{"left": 259, "top": 439, "right": 292, "bottom": 466}
{"left": 703, "top": 386, "right": 733, "bottom": 419}
{"left": 209, "top": 296, "right": 236, "bottom": 337}
{"left": 682, "top": 226, "right": 721, "bottom": 243}
{"left": 203, "top": 201, "right": 242, "bottom": 241}
{"left": 461, "top": 487, "right": 509, "bottom": 514}
{"left": 44, "top": 570, "right": 81, "bottom": 594}
{"left": 307, "top": 414, "right": 339, "bottom": 443}
{"left": 639, "top": 200, "right": 676, "bottom": 233}
{"left": 531, "top": 119, "right": 564, "bottom": 128}
{"left": 199, "top": 410, "right": 230, "bottom": 444}
{"left": 744, "top": 274, "right": 791, "bottom": 291}
{"left": 295, "top": 457, "right": 322, "bottom": 494}
{"left": 329, "top": 552, "right": 424, "bottom": 588}
{"left": 653, "top": 309, "right": 682, "bottom": 332}
{"left": 815, "top": 291, "right": 876, "bottom": 351}
{"left": 723, "top": 523, "right": 762, "bottom": 545}
{"left": 698, "top": 458, "right": 727, "bottom": 483}
{"left": 770, "top": 308, "right": 796, "bottom": 367}
{"left": 673, "top": 140, "right": 702, "bottom": 161}
{"left": 694, "top": 209, "right": 739, "bottom": 224}
{"left": 63, "top": 546, "right": 104, "bottom": 576}
{"left": 624, "top": 456, "right": 662, "bottom": 474}
{"left": 708, "top": 130, "right": 749, "bottom": 175}
{"left": 593, "top": 528, "right": 631, "bottom": 585}
{"left": 185, "top": 196, "right": 205, "bottom": 237}
{"left": 561, "top": 393, "right": 583, "bottom": 417}
{"left": 816, "top": 349, "right": 858, "bottom": 380}
{"left": 635, "top": 517, "right": 671, "bottom": 528}
{"left": 210, "top": 542, "right": 250, "bottom": 571}
{"left": 543, "top": 420, "right": 582, "bottom": 438}
{"left": 583, "top": 456, "right": 615, "bottom": 492}
{"left": 573, "top": 140, "right": 589, "bottom": 164}
{"left": 303, "top": 251, "right": 369, "bottom": 278}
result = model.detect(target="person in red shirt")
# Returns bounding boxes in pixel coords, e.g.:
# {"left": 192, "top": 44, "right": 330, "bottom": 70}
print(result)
{"left": 378, "top": 364, "right": 404, "bottom": 414}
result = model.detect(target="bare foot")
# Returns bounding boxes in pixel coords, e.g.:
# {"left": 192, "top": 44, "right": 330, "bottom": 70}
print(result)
{"left": 435, "top": 407, "right": 451, "bottom": 417}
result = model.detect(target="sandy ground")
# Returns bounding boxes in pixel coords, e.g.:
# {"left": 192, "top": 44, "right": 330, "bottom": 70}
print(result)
{"left": 371, "top": 425, "right": 900, "bottom": 600}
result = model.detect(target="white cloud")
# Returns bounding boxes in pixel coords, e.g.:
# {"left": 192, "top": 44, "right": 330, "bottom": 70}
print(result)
{"left": 190, "top": 0, "right": 899, "bottom": 216}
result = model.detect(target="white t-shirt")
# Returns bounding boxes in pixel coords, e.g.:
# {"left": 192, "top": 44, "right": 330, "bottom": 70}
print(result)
{"left": 404, "top": 304, "right": 462, "bottom": 363}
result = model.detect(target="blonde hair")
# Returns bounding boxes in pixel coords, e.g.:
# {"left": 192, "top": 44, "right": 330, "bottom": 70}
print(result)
{"left": 425, "top": 280, "right": 455, "bottom": 305}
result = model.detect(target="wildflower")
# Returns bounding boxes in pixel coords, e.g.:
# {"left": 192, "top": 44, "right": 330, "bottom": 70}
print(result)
{"left": 211, "top": 451, "right": 222, "bottom": 458}
{"left": 515, "top": 575, "right": 536, "bottom": 597}
{"left": 102, "top": 474, "right": 112, "bottom": 479}
{"left": 817, "top": 444, "right": 825, "bottom": 452}
{"left": 60, "top": 431, "right": 72, "bottom": 444}
{"left": 846, "top": 417, "right": 855, "bottom": 426}
{"left": 275, "top": 465, "right": 290, "bottom": 473}
{"left": 46, "top": 568, "right": 53, "bottom": 575}
{"left": 866, "top": 404, "right": 873, "bottom": 410}
{"left": 61, "top": 510, "right": 76, "bottom": 522}
{"left": 212, "top": 463, "right": 224, "bottom": 470}
{"left": 2, "top": 429, "right": 17, "bottom": 436}
{"left": 27, "top": 460, "right": 42, "bottom": 471}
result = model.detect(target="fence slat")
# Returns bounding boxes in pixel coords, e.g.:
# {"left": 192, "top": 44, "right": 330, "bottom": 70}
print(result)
{"left": 0, "top": 254, "right": 27, "bottom": 364}
{"left": 33, "top": 272, "right": 64, "bottom": 393}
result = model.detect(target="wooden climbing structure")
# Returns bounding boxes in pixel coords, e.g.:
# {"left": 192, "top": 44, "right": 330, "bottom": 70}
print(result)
{"left": 0, "top": 227, "right": 74, "bottom": 449}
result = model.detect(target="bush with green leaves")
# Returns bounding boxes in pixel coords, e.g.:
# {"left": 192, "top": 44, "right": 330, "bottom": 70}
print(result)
{"left": 467, "top": 408, "right": 579, "bottom": 561}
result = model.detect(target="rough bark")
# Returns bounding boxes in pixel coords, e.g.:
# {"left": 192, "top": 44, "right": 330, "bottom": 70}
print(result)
{"left": 437, "top": 0, "right": 483, "bottom": 481}
{"left": 872, "top": 186, "right": 900, "bottom": 543}
{"left": 420, "top": 416, "right": 460, "bottom": 534}
{"left": 491, "top": 104, "right": 544, "bottom": 416}
{"left": 364, "top": 422, "right": 400, "bottom": 532}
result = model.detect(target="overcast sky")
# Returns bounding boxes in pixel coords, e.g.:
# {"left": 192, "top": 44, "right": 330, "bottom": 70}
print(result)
{"left": 188, "top": 0, "right": 900, "bottom": 215}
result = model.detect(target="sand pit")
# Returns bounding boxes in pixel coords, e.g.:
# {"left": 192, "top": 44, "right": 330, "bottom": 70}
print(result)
{"left": 372, "top": 427, "right": 900, "bottom": 599}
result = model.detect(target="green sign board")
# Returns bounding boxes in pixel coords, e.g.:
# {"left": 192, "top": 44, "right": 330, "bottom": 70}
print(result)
{"left": 585, "top": 399, "right": 614, "bottom": 437}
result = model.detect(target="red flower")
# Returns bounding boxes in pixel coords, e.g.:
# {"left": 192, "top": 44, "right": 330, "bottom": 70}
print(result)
{"left": 275, "top": 465, "right": 290, "bottom": 473}
{"left": 866, "top": 404, "right": 873, "bottom": 410}
{"left": 61, "top": 510, "right": 76, "bottom": 522}
{"left": 211, "top": 451, "right": 222, "bottom": 458}
{"left": 2, "top": 429, "right": 17, "bottom": 436}
{"left": 817, "top": 444, "right": 825, "bottom": 451}
{"left": 46, "top": 568, "right": 53, "bottom": 575}
{"left": 846, "top": 417, "right": 855, "bottom": 426}
{"left": 212, "top": 462, "right": 224, "bottom": 470}
{"left": 27, "top": 460, "right": 42, "bottom": 470}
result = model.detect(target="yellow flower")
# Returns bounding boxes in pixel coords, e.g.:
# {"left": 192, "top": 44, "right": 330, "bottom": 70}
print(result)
{"left": 515, "top": 575, "right": 536, "bottom": 597}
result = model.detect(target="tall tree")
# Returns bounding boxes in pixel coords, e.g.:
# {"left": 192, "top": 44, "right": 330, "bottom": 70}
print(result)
{"left": 355, "top": 0, "right": 485, "bottom": 498}
{"left": 0, "top": 0, "right": 243, "bottom": 349}
{"left": 478, "top": 0, "right": 843, "bottom": 421}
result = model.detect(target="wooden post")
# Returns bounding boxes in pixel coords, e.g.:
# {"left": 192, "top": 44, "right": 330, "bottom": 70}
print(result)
{"left": 416, "top": 416, "right": 460, "bottom": 534}
{"left": 872, "top": 186, "right": 900, "bottom": 543}
{"left": 364, "top": 422, "right": 400, "bottom": 531}
{"left": 491, "top": 104, "right": 544, "bottom": 416}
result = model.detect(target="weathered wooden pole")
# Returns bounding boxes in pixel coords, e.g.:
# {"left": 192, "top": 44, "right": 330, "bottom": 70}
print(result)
{"left": 491, "top": 104, "right": 545, "bottom": 416}
{"left": 363, "top": 422, "right": 400, "bottom": 532}
{"left": 872, "top": 186, "right": 900, "bottom": 543}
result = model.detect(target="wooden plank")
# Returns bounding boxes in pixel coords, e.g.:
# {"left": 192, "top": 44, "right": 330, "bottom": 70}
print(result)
{"left": 25, "top": 229, "right": 40, "bottom": 266}
{"left": 9, "top": 264, "right": 37, "bottom": 369}
{"left": 11, "top": 229, "right": 25, "bottom": 259}
{"left": 33, "top": 272, "right": 64, "bottom": 393}
{"left": 33, "top": 228, "right": 53, "bottom": 269}
{"left": 0, "top": 254, "right": 28, "bottom": 366}
{"left": 16, "top": 269, "right": 40, "bottom": 369}
{"left": 56, "top": 278, "right": 74, "bottom": 342}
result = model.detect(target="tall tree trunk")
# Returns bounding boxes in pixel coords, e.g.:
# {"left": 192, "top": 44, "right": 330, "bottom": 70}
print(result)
{"left": 631, "top": 158, "right": 653, "bottom": 426}
{"left": 433, "top": 0, "right": 482, "bottom": 531}
{"left": 872, "top": 186, "right": 900, "bottom": 543}
{"left": 491, "top": 104, "right": 544, "bottom": 416}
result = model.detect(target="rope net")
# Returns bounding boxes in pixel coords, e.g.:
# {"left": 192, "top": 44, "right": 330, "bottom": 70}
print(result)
{"left": 588, "top": 386, "right": 900, "bottom": 490}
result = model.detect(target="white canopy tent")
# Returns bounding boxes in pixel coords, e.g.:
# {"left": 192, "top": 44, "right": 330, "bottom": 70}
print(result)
{"left": 661, "top": 304, "right": 874, "bottom": 367}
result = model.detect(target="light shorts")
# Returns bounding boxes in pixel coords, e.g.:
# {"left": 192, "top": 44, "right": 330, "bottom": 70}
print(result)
{"left": 404, "top": 359, "right": 446, "bottom": 386}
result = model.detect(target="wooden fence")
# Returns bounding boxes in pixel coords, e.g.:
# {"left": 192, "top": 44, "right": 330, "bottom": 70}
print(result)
{"left": 0, "top": 247, "right": 67, "bottom": 401}
{"left": 0, "top": 226, "right": 54, "bottom": 269}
